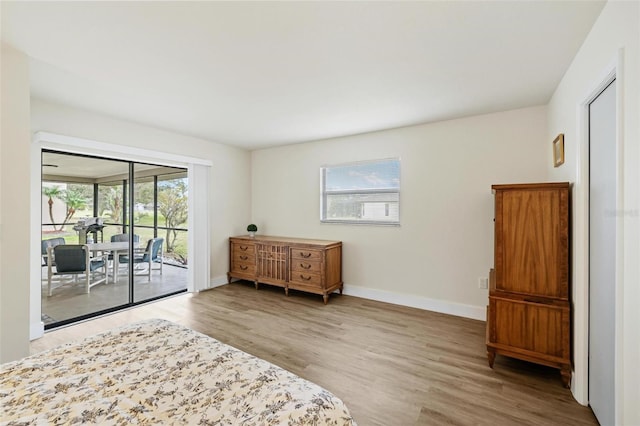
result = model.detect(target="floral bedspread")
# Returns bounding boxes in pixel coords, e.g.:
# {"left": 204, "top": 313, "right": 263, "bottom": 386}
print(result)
{"left": 0, "top": 319, "right": 356, "bottom": 425}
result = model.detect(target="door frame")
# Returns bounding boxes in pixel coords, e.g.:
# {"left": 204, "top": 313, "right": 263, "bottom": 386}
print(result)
{"left": 30, "top": 131, "right": 212, "bottom": 340}
{"left": 574, "top": 50, "right": 624, "bottom": 421}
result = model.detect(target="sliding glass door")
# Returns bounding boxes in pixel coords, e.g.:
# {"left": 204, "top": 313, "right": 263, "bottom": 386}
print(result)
{"left": 41, "top": 150, "right": 188, "bottom": 328}
{"left": 132, "top": 165, "right": 189, "bottom": 303}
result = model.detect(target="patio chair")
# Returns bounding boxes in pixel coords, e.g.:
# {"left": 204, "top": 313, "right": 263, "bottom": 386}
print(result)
{"left": 110, "top": 233, "right": 140, "bottom": 244}
{"left": 108, "top": 233, "right": 141, "bottom": 274}
{"left": 109, "top": 234, "right": 140, "bottom": 263}
{"left": 47, "top": 244, "right": 108, "bottom": 296}
{"left": 119, "top": 237, "right": 164, "bottom": 281}
{"left": 41, "top": 237, "right": 65, "bottom": 267}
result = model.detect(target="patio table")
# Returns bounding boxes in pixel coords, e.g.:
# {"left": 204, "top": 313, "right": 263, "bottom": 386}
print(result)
{"left": 86, "top": 241, "right": 131, "bottom": 284}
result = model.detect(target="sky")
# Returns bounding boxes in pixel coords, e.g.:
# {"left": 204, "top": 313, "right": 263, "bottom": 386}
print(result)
{"left": 325, "top": 159, "right": 400, "bottom": 191}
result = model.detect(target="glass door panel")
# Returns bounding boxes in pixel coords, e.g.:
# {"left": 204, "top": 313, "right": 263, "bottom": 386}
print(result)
{"left": 41, "top": 151, "right": 131, "bottom": 327}
{"left": 133, "top": 166, "right": 188, "bottom": 303}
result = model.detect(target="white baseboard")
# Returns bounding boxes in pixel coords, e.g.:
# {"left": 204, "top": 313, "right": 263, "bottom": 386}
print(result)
{"left": 30, "top": 321, "right": 45, "bottom": 341}
{"left": 207, "top": 275, "right": 230, "bottom": 289}
{"left": 342, "top": 284, "right": 486, "bottom": 321}
{"left": 202, "top": 279, "right": 485, "bottom": 321}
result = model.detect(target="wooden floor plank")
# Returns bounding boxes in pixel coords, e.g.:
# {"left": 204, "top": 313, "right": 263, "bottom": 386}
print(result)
{"left": 29, "top": 282, "right": 597, "bottom": 426}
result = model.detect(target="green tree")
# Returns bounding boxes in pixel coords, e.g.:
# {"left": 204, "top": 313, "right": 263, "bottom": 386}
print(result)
{"left": 99, "top": 186, "right": 123, "bottom": 225}
{"left": 134, "top": 181, "right": 154, "bottom": 206}
{"left": 67, "top": 184, "right": 93, "bottom": 206}
{"left": 42, "top": 185, "right": 64, "bottom": 228}
{"left": 157, "top": 179, "right": 188, "bottom": 257}
{"left": 60, "top": 188, "right": 88, "bottom": 227}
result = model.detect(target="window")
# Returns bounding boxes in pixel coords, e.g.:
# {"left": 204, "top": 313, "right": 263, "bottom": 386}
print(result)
{"left": 321, "top": 158, "right": 400, "bottom": 225}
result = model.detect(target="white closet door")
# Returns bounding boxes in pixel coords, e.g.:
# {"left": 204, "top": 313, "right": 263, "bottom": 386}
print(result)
{"left": 588, "top": 79, "right": 616, "bottom": 426}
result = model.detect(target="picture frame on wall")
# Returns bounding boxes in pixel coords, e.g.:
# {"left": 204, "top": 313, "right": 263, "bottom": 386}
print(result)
{"left": 553, "top": 133, "right": 565, "bottom": 167}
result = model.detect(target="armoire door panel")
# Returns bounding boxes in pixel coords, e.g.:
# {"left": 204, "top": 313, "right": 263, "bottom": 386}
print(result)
{"left": 492, "top": 298, "right": 565, "bottom": 358}
{"left": 496, "top": 189, "right": 568, "bottom": 299}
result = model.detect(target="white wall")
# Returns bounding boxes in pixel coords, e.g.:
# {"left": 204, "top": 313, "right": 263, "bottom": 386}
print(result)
{"left": 0, "top": 44, "right": 32, "bottom": 362}
{"left": 547, "top": 1, "right": 639, "bottom": 423}
{"left": 30, "top": 99, "right": 252, "bottom": 335}
{"left": 30, "top": 100, "right": 251, "bottom": 338}
{"left": 252, "top": 106, "right": 548, "bottom": 318}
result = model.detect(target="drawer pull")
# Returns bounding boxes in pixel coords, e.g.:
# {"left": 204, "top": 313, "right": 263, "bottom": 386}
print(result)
{"left": 240, "top": 246, "right": 249, "bottom": 251}
{"left": 300, "top": 274, "right": 311, "bottom": 281}
{"left": 300, "top": 263, "right": 311, "bottom": 270}
{"left": 240, "top": 255, "right": 248, "bottom": 260}
{"left": 300, "top": 252, "right": 312, "bottom": 258}
{"left": 240, "top": 265, "right": 248, "bottom": 271}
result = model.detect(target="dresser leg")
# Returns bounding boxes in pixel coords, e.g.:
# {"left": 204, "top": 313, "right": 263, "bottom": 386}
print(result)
{"left": 560, "top": 366, "right": 571, "bottom": 388}
{"left": 227, "top": 273, "right": 231, "bottom": 284}
{"left": 487, "top": 349, "right": 496, "bottom": 368}
{"left": 339, "top": 284, "right": 343, "bottom": 295}
{"left": 285, "top": 287, "right": 289, "bottom": 296}
{"left": 323, "top": 294, "right": 329, "bottom": 304}
{"left": 254, "top": 281, "right": 259, "bottom": 290}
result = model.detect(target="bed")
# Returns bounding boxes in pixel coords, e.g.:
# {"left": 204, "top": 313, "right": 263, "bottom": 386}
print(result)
{"left": 0, "top": 319, "right": 356, "bottom": 425}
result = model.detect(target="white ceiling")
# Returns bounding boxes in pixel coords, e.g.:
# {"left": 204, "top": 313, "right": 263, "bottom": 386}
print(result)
{"left": 1, "top": 1, "right": 605, "bottom": 150}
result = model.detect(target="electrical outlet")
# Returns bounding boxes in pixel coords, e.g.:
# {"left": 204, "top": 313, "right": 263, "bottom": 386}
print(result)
{"left": 478, "top": 277, "right": 488, "bottom": 289}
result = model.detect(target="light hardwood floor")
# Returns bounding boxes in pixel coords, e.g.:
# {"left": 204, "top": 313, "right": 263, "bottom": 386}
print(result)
{"left": 31, "top": 282, "right": 597, "bottom": 426}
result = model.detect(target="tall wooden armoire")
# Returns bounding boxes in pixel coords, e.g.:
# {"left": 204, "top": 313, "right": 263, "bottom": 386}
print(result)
{"left": 486, "top": 182, "right": 571, "bottom": 387}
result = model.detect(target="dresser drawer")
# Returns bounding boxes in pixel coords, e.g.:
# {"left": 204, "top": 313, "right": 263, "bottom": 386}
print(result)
{"left": 289, "top": 271, "right": 322, "bottom": 287}
{"left": 232, "top": 251, "right": 255, "bottom": 264}
{"left": 231, "top": 262, "right": 255, "bottom": 274}
{"left": 291, "top": 259, "right": 321, "bottom": 274}
{"left": 290, "top": 248, "right": 322, "bottom": 261}
{"left": 232, "top": 242, "right": 255, "bottom": 256}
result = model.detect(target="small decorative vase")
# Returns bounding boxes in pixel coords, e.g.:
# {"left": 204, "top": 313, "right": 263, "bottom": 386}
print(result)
{"left": 248, "top": 231, "right": 255, "bottom": 238}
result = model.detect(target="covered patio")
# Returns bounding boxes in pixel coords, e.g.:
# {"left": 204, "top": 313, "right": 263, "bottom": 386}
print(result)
{"left": 41, "top": 150, "right": 189, "bottom": 328}
{"left": 41, "top": 263, "right": 188, "bottom": 325}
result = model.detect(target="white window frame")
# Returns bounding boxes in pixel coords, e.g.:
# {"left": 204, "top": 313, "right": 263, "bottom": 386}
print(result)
{"left": 320, "top": 158, "right": 400, "bottom": 226}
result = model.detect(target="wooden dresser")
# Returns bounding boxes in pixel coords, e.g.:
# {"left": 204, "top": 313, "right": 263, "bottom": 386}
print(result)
{"left": 486, "top": 182, "right": 571, "bottom": 387}
{"left": 228, "top": 235, "right": 343, "bottom": 304}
